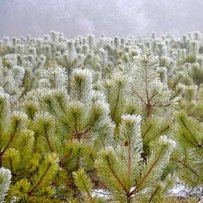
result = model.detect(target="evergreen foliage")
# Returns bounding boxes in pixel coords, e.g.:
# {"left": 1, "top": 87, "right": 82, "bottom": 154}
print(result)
{"left": 0, "top": 167, "right": 11, "bottom": 202}
{"left": 0, "top": 31, "right": 202, "bottom": 202}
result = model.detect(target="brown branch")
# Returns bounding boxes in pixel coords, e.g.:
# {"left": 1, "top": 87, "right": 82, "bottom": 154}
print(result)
{"left": 43, "top": 124, "right": 54, "bottom": 152}
{"left": 80, "top": 175, "right": 95, "bottom": 203}
{"left": 171, "top": 158, "right": 199, "bottom": 177}
{"left": 143, "top": 125, "right": 152, "bottom": 138}
{"left": 182, "top": 133, "right": 200, "bottom": 148}
{"left": 179, "top": 117, "right": 201, "bottom": 147}
{"left": 45, "top": 134, "right": 54, "bottom": 152}
{"left": 73, "top": 112, "right": 79, "bottom": 140}
{"left": 146, "top": 103, "right": 152, "bottom": 118}
{"left": 149, "top": 92, "right": 158, "bottom": 102}
{"left": 59, "top": 149, "right": 73, "bottom": 165}
{"left": 57, "top": 97, "right": 69, "bottom": 117}
{"left": 72, "top": 113, "right": 100, "bottom": 140}
{"left": 148, "top": 187, "right": 159, "bottom": 203}
{"left": 145, "top": 124, "right": 172, "bottom": 146}
{"left": 28, "top": 163, "right": 51, "bottom": 195}
{"left": 1, "top": 134, "right": 14, "bottom": 154}
{"left": 106, "top": 155, "right": 129, "bottom": 194}
{"left": 133, "top": 88, "right": 147, "bottom": 105}
{"left": 128, "top": 141, "right": 132, "bottom": 184}
{"left": 154, "top": 124, "right": 171, "bottom": 137}
{"left": 0, "top": 133, "right": 15, "bottom": 166}
{"left": 86, "top": 169, "right": 96, "bottom": 174}
{"left": 135, "top": 147, "right": 165, "bottom": 192}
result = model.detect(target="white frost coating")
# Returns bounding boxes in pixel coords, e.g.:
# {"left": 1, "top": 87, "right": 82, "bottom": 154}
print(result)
{"left": 159, "top": 135, "right": 176, "bottom": 149}
{"left": 70, "top": 69, "right": 93, "bottom": 102}
{"left": 0, "top": 167, "right": 12, "bottom": 202}
{"left": 121, "top": 114, "right": 141, "bottom": 124}
{"left": 41, "top": 66, "right": 68, "bottom": 89}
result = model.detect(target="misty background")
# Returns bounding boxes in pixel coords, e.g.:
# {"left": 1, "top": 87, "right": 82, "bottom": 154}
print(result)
{"left": 0, "top": 0, "right": 203, "bottom": 38}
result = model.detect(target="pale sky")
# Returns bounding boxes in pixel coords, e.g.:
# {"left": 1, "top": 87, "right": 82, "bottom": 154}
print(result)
{"left": 0, "top": 0, "right": 203, "bottom": 38}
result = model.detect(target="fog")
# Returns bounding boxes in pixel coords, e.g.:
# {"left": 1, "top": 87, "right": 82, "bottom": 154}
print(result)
{"left": 0, "top": 0, "right": 203, "bottom": 38}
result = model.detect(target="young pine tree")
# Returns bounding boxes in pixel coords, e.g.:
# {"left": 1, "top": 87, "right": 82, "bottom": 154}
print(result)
{"left": 74, "top": 114, "right": 176, "bottom": 203}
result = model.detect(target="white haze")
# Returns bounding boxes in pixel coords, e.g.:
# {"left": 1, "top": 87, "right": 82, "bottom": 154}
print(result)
{"left": 0, "top": 0, "right": 203, "bottom": 38}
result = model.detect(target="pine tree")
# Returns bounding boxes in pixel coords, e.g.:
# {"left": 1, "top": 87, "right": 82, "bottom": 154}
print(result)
{"left": 72, "top": 115, "right": 176, "bottom": 203}
{"left": 0, "top": 31, "right": 203, "bottom": 202}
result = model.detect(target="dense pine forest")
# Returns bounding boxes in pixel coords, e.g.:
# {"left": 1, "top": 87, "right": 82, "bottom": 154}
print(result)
{"left": 0, "top": 31, "right": 202, "bottom": 202}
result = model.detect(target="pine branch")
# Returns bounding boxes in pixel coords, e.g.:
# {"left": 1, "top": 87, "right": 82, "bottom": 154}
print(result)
{"left": 179, "top": 116, "right": 202, "bottom": 148}
{"left": 144, "top": 60, "right": 150, "bottom": 104}
{"left": 148, "top": 187, "right": 159, "bottom": 203}
{"left": 127, "top": 140, "right": 132, "bottom": 184}
{"left": 135, "top": 147, "right": 165, "bottom": 193}
{"left": 182, "top": 133, "right": 200, "bottom": 148}
{"left": 1, "top": 134, "right": 14, "bottom": 154}
{"left": 111, "top": 82, "right": 121, "bottom": 121}
{"left": 142, "top": 124, "right": 152, "bottom": 138}
{"left": 28, "top": 163, "right": 51, "bottom": 195}
{"left": 106, "top": 155, "right": 129, "bottom": 194}
{"left": 171, "top": 158, "right": 199, "bottom": 177}
{"left": 59, "top": 149, "right": 73, "bottom": 166}
{"left": 45, "top": 133, "right": 54, "bottom": 152}
{"left": 132, "top": 88, "right": 147, "bottom": 105}
{"left": 73, "top": 168, "right": 95, "bottom": 203}
{"left": 0, "top": 167, "right": 11, "bottom": 202}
